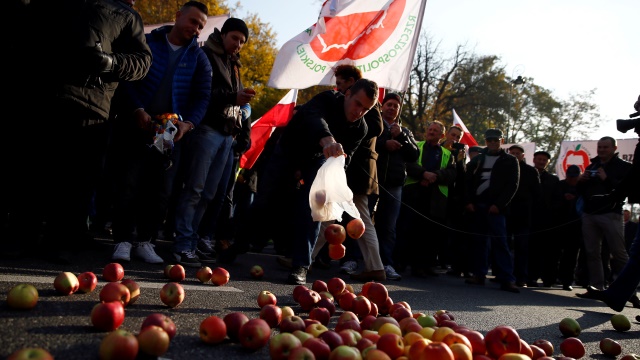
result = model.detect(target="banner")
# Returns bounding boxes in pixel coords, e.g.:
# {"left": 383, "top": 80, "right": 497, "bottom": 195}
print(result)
{"left": 452, "top": 109, "right": 478, "bottom": 147}
{"left": 268, "top": 0, "right": 427, "bottom": 92}
{"left": 240, "top": 89, "right": 298, "bottom": 169}
{"left": 144, "top": 14, "right": 229, "bottom": 45}
{"left": 555, "top": 139, "right": 636, "bottom": 179}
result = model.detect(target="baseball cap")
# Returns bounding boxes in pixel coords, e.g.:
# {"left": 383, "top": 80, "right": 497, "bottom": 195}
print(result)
{"left": 566, "top": 165, "right": 581, "bottom": 177}
{"left": 468, "top": 146, "right": 484, "bottom": 153}
{"left": 484, "top": 128, "right": 503, "bottom": 139}
{"left": 534, "top": 150, "right": 551, "bottom": 159}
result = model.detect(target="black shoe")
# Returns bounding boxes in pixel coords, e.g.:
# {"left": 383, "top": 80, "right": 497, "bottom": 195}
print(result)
{"left": 196, "top": 249, "right": 217, "bottom": 264}
{"left": 173, "top": 250, "right": 201, "bottom": 268}
{"left": 516, "top": 282, "right": 528, "bottom": 288}
{"left": 218, "top": 246, "right": 238, "bottom": 264}
{"left": 288, "top": 266, "right": 308, "bottom": 285}
{"left": 628, "top": 294, "right": 640, "bottom": 309}
{"left": 500, "top": 282, "right": 520, "bottom": 293}
{"left": 526, "top": 281, "right": 539, "bottom": 288}
{"left": 465, "top": 276, "right": 486, "bottom": 286}
{"left": 563, "top": 285, "right": 574, "bottom": 291}
{"left": 576, "top": 286, "right": 605, "bottom": 300}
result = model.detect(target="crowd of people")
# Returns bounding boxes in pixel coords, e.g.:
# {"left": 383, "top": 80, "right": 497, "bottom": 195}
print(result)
{"left": 3, "top": 0, "right": 639, "bottom": 310}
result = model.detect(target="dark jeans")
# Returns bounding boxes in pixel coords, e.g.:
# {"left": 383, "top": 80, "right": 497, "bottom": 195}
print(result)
{"left": 470, "top": 204, "right": 516, "bottom": 283}
{"left": 370, "top": 185, "right": 402, "bottom": 267}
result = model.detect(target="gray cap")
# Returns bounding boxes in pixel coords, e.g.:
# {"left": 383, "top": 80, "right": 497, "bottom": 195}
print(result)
{"left": 484, "top": 128, "right": 503, "bottom": 139}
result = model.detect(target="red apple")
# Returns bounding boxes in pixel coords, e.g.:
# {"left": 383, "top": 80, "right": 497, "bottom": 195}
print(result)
{"left": 223, "top": 311, "right": 249, "bottom": 342}
{"left": 599, "top": 338, "right": 622, "bottom": 357}
{"left": 91, "top": 301, "right": 125, "bottom": 331}
{"left": 199, "top": 315, "right": 227, "bottom": 344}
{"left": 7, "top": 284, "right": 39, "bottom": 310}
{"left": 519, "top": 339, "right": 534, "bottom": 359}
{"left": 338, "top": 291, "right": 356, "bottom": 311}
{"left": 304, "top": 318, "right": 322, "bottom": 329}
{"left": 329, "top": 344, "right": 363, "bottom": 360}
{"left": 619, "top": 354, "right": 640, "bottom": 360}
{"left": 141, "top": 313, "right": 177, "bottom": 340}
{"left": 530, "top": 344, "right": 547, "bottom": 360}
{"left": 312, "top": 279, "right": 329, "bottom": 293}
{"left": 363, "top": 348, "right": 391, "bottom": 360}
{"left": 419, "top": 341, "right": 455, "bottom": 360}
{"left": 362, "top": 330, "right": 381, "bottom": 344}
{"left": 257, "top": 290, "right": 278, "bottom": 308}
{"left": 77, "top": 271, "right": 98, "bottom": 293}
{"left": 196, "top": 266, "right": 213, "bottom": 283}
{"left": 560, "top": 337, "right": 585, "bottom": 359}
{"left": 99, "top": 329, "right": 139, "bottom": 360}
{"left": 497, "top": 354, "right": 531, "bottom": 360}
{"left": 319, "top": 330, "right": 343, "bottom": 350}
{"left": 317, "top": 297, "right": 337, "bottom": 316}
{"left": 163, "top": 264, "right": 173, "bottom": 279}
{"left": 484, "top": 325, "right": 521, "bottom": 359}
{"left": 159, "top": 282, "right": 185, "bottom": 308}
{"left": 168, "top": 264, "right": 186, "bottom": 282}
{"left": 461, "top": 330, "right": 486, "bottom": 356}
{"left": 289, "top": 346, "right": 316, "bottom": 360}
{"left": 334, "top": 319, "right": 361, "bottom": 333}
{"left": 120, "top": 279, "right": 140, "bottom": 305}
{"left": 137, "top": 325, "right": 170, "bottom": 357}
{"left": 391, "top": 306, "right": 412, "bottom": 323}
{"left": 376, "top": 333, "right": 405, "bottom": 359}
{"left": 53, "top": 271, "right": 80, "bottom": 295}
{"left": 310, "top": 307, "right": 332, "bottom": 326}
{"left": 327, "top": 277, "right": 346, "bottom": 297}
{"left": 356, "top": 337, "right": 376, "bottom": 352}
{"left": 328, "top": 243, "right": 346, "bottom": 260}
{"left": 338, "top": 329, "right": 362, "bottom": 347}
{"left": 346, "top": 218, "right": 365, "bottom": 239}
{"left": 281, "top": 315, "right": 307, "bottom": 334}
{"left": 250, "top": 265, "right": 264, "bottom": 279}
{"left": 360, "top": 315, "right": 377, "bottom": 331}
{"left": 260, "top": 304, "right": 283, "bottom": 328}
{"left": 337, "top": 311, "right": 359, "bottom": 324}
{"left": 303, "top": 337, "right": 332, "bottom": 360}
{"left": 239, "top": 318, "right": 271, "bottom": 350}
{"left": 325, "top": 223, "right": 347, "bottom": 245}
{"left": 293, "top": 285, "right": 310, "bottom": 302}
{"left": 269, "top": 332, "right": 303, "bottom": 360}
{"left": 531, "top": 339, "right": 553, "bottom": 357}
{"left": 7, "top": 348, "right": 54, "bottom": 360}
{"left": 351, "top": 295, "right": 372, "bottom": 319}
{"left": 371, "top": 316, "right": 399, "bottom": 332}
{"left": 211, "top": 267, "right": 230, "bottom": 286}
{"left": 365, "top": 282, "right": 388, "bottom": 308}
{"left": 103, "top": 263, "right": 125, "bottom": 282}
{"left": 299, "top": 289, "right": 321, "bottom": 312}
{"left": 100, "top": 282, "right": 131, "bottom": 306}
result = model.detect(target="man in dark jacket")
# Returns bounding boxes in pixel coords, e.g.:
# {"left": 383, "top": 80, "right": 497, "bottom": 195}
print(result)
{"left": 464, "top": 128, "right": 520, "bottom": 293}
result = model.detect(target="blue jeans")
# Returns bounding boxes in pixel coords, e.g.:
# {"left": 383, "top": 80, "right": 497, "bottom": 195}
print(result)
{"left": 173, "top": 126, "right": 233, "bottom": 252}
{"left": 371, "top": 185, "right": 402, "bottom": 267}
{"left": 470, "top": 204, "right": 515, "bottom": 283}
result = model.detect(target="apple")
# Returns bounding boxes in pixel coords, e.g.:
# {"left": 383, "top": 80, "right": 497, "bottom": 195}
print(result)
{"left": 319, "top": 330, "right": 344, "bottom": 350}
{"left": 365, "top": 282, "right": 388, "bottom": 308}
{"left": 362, "top": 330, "right": 381, "bottom": 344}
{"left": 196, "top": 266, "right": 213, "bottom": 283}
{"left": 270, "top": 332, "right": 303, "bottom": 360}
{"left": 327, "top": 277, "right": 346, "bottom": 297}
{"left": 378, "top": 296, "right": 394, "bottom": 316}
{"left": 7, "top": 348, "right": 54, "bottom": 360}
{"left": 334, "top": 319, "right": 361, "bottom": 333}
{"left": 53, "top": 271, "right": 80, "bottom": 295}
{"left": 299, "top": 289, "right": 321, "bottom": 312}
{"left": 356, "top": 337, "right": 376, "bottom": 352}
{"left": 530, "top": 344, "right": 547, "bottom": 360}
{"left": 199, "top": 315, "right": 227, "bottom": 344}
{"left": 289, "top": 346, "right": 316, "bottom": 360}
{"left": 518, "top": 339, "right": 534, "bottom": 359}
{"left": 599, "top": 338, "right": 622, "bottom": 357}
{"left": 223, "top": 311, "right": 249, "bottom": 342}
{"left": 98, "top": 329, "right": 139, "bottom": 360}
{"left": 559, "top": 317, "right": 581, "bottom": 337}
{"left": 319, "top": 291, "right": 335, "bottom": 302}
{"left": 293, "top": 285, "right": 310, "bottom": 302}
{"left": 337, "top": 311, "right": 359, "bottom": 324}
{"left": 103, "top": 263, "right": 125, "bottom": 282}
{"left": 417, "top": 314, "right": 438, "bottom": 328}
{"left": 310, "top": 307, "right": 332, "bottom": 326}
{"left": 442, "top": 333, "right": 472, "bottom": 351}
{"left": 281, "top": 315, "right": 307, "bottom": 333}
{"left": 312, "top": 279, "right": 329, "bottom": 293}
{"left": 294, "top": 329, "right": 314, "bottom": 344}
{"left": 328, "top": 243, "right": 346, "bottom": 260}
{"left": 168, "top": 263, "right": 186, "bottom": 282}
{"left": 391, "top": 306, "right": 412, "bottom": 323}
{"left": 559, "top": 337, "right": 585, "bottom": 359}
{"left": 164, "top": 264, "right": 174, "bottom": 279}
{"left": 368, "top": 302, "right": 379, "bottom": 318}
{"left": 404, "top": 332, "right": 425, "bottom": 347}
{"left": 351, "top": 295, "right": 372, "bottom": 319}
{"left": 303, "top": 337, "right": 332, "bottom": 360}
{"left": 325, "top": 223, "right": 347, "bottom": 245}
{"left": 610, "top": 314, "right": 631, "bottom": 332}
{"left": 346, "top": 218, "right": 365, "bottom": 239}
{"left": 77, "top": 272, "right": 98, "bottom": 293}
{"left": 141, "top": 313, "right": 177, "bottom": 340}
{"left": 531, "top": 339, "right": 553, "bottom": 357}
{"left": 137, "top": 325, "right": 170, "bottom": 357}
{"left": 450, "top": 343, "right": 474, "bottom": 360}
{"left": 282, "top": 305, "right": 296, "bottom": 318}
{"left": 371, "top": 316, "right": 399, "bottom": 332}
{"left": 257, "top": 290, "right": 278, "bottom": 308}
{"left": 260, "top": 304, "right": 283, "bottom": 328}
{"left": 91, "top": 301, "right": 125, "bottom": 331}
{"left": 484, "top": 325, "right": 521, "bottom": 359}
{"left": 620, "top": 354, "right": 640, "bottom": 360}
{"left": 211, "top": 267, "right": 230, "bottom": 286}
{"left": 338, "top": 291, "right": 356, "bottom": 311}
{"left": 338, "top": 329, "right": 362, "bottom": 347}
{"left": 239, "top": 318, "right": 271, "bottom": 350}
{"left": 120, "top": 279, "right": 140, "bottom": 305}
{"left": 378, "top": 322, "right": 402, "bottom": 337}
{"left": 304, "top": 318, "right": 321, "bottom": 329}
{"left": 360, "top": 315, "right": 377, "bottom": 331}
{"left": 317, "top": 297, "right": 337, "bottom": 316}
{"left": 497, "top": 354, "right": 531, "bottom": 360}
{"left": 160, "top": 282, "right": 185, "bottom": 308}
{"left": 419, "top": 327, "right": 435, "bottom": 340}
{"left": 99, "top": 282, "right": 131, "bottom": 306}
{"left": 462, "top": 330, "right": 486, "bottom": 355}
{"left": 306, "top": 323, "right": 329, "bottom": 338}
{"left": 408, "top": 339, "right": 432, "bottom": 360}
{"left": 250, "top": 265, "right": 264, "bottom": 279}
{"left": 7, "top": 284, "right": 39, "bottom": 310}
{"left": 329, "top": 345, "right": 363, "bottom": 360}
{"left": 376, "top": 333, "right": 405, "bottom": 359}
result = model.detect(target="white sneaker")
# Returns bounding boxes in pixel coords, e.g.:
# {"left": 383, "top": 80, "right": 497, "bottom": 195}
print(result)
{"left": 340, "top": 260, "right": 358, "bottom": 274}
{"left": 133, "top": 241, "right": 164, "bottom": 264}
{"left": 112, "top": 242, "right": 132, "bottom": 262}
{"left": 384, "top": 265, "right": 402, "bottom": 280}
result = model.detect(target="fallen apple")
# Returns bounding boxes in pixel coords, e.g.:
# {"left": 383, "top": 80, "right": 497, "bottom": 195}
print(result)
{"left": 137, "top": 325, "right": 170, "bottom": 357}
{"left": 211, "top": 267, "right": 230, "bottom": 286}
{"left": 196, "top": 266, "right": 213, "bottom": 283}
{"left": 99, "top": 282, "right": 131, "bottom": 306}
{"left": 99, "top": 329, "right": 139, "bottom": 360}
{"left": 325, "top": 223, "right": 347, "bottom": 245}
{"left": 91, "top": 301, "right": 125, "bottom": 331}
{"left": 120, "top": 279, "right": 140, "bottom": 305}
{"left": 223, "top": 311, "right": 249, "bottom": 342}
{"left": 160, "top": 282, "right": 185, "bottom": 308}
{"left": 7, "top": 284, "right": 39, "bottom": 310}
{"left": 599, "top": 337, "right": 622, "bottom": 357}
{"left": 346, "top": 218, "right": 365, "bottom": 239}
{"left": 103, "top": 262, "right": 125, "bottom": 282}
{"left": 257, "top": 290, "right": 278, "bottom": 308}
{"left": 7, "top": 347, "right": 54, "bottom": 360}
{"left": 610, "top": 314, "right": 631, "bottom": 332}
{"left": 168, "top": 263, "right": 186, "bottom": 282}
{"left": 250, "top": 265, "right": 264, "bottom": 279}
{"left": 141, "top": 313, "right": 177, "bottom": 340}
{"left": 199, "top": 315, "right": 227, "bottom": 344}
{"left": 559, "top": 317, "right": 581, "bottom": 337}
{"left": 269, "top": 332, "right": 303, "bottom": 360}
{"left": 53, "top": 271, "right": 80, "bottom": 295}
{"left": 239, "top": 318, "right": 271, "bottom": 350}
{"left": 77, "top": 271, "right": 98, "bottom": 293}
{"left": 559, "top": 337, "right": 585, "bottom": 359}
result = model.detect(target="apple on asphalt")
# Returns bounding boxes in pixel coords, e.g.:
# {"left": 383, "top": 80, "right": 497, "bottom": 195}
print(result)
{"left": 559, "top": 317, "right": 581, "bottom": 337}
{"left": 250, "top": 265, "right": 264, "bottom": 279}
{"left": 199, "top": 315, "right": 227, "bottom": 344}
{"left": 211, "top": 267, "right": 230, "bottom": 286}
{"left": 7, "top": 284, "right": 39, "bottom": 310}
{"left": 260, "top": 304, "right": 283, "bottom": 328}
{"left": 120, "top": 279, "right": 140, "bottom": 305}
{"left": 257, "top": 290, "right": 278, "bottom": 308}
{"left": 484, "top": 325, "right": 521, "bottom": 359}
{"left": 102, "top": 263, "right": 125, "bottom": 282}
{"left": 599, "top": 338, "right": 622, "bottom": 357}
{"left": 280, "top": 315, "right": 307, "bottom": 334}
{"left": 196, "top": 266, "right": 213, "bottom": 283}
{"left": 223, "top": 311, "right": 249, "bottom": 342}
{"left": 91, "top": 301, "right": 125, "bottom": 331}
{"left": 99, "top": 329, "right": 139, "bottom": 360}
{"left": 7, "top": 347, "right": 54, "bottom": 360}
{"left": 137, "top": 325, "right": 170, "bottom": 357}
{"left": 168, "top": 264, "right": 186, "bottom": 282}
{"left": 53, "top": 271, "right": 80, "bottom": 295}
{"left": 269, "top": 332, "right": 302, "bottom": 360}
{"left": 160, "top": 282, "right": 185, "bottom": 308}
{"left": 77, "top": 271, "right": 98, "bottom": 293}
{"left": 141, "top": 313, "right": 177, "bottom": 340}
{"left": 99, "top": 282, "right": 131, "bottom": 306}
{"left": 559, "top": 337, "right": 585, "bottom": 359}
{"left": 239, "top": 318, "right": 271, "bottom": 350}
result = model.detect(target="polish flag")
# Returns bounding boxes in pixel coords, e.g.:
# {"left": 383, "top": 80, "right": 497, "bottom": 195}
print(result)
{"left": 240, "top": 89, "right": 298, "bottom": 169}
{"left": 452, "top": 108, "right": 478, "bottom": 147}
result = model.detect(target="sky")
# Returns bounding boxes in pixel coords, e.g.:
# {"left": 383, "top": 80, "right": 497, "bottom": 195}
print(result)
{"left": 236, "top": 0, "right": 639, "bottom": 140}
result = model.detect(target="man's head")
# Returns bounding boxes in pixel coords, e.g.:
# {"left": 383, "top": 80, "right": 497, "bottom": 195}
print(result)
{"left": 623, "top": 209, "right": 631, "bottom": 222}
{"left": 220, "top": 17, "right": 249, "bottom": 55}
{"left": 533, "top": 151, "right": 551, "bottom": 172}
{"left": 170, "top": 1, "right": 208, "bottom": 46}
{"left": 343, "top": 79, "right": 378, "bottom": 122}
{"left": 484, "top": 128, "right": 503, "bottom": 153}
{"left": 381, "top": 92, "right": 402, "bottom": 123}
{"left": 597, "top": 136, "right": 617, "bottom": 163}
{"left": 334, "top": 65, "right": 362, "bottom": 94}
{"left": 508, "top": 144, "right": 525, "bottom": 162}
{"left": 565, "top": 164, "right": 580, "bottom": 185}
{"left": 446, "top": 125, "right": 463, "bottom": 143}
{"left": 425, "top": 121, "right": 446, "bottom": 144}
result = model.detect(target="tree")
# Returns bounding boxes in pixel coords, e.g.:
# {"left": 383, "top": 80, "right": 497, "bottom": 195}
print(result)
{"left": 135, "top": 0, "right": 230, "bottom": 25}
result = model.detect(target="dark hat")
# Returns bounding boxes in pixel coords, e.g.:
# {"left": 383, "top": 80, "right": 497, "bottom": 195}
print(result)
{"left": 508, "top": 144, "right": 525, "bottom": 153}
{"left": 382, "top": 92, "right": 402, "bottom": 105}
{"left": 534, "top": 150, "right": 551, "bottom": 159}
{"left": 484, "top": 128, "right": 503, "bottom": 139}
{"left": 468, "top": 146, "right": 484, "bottom": 153}
{"left": 221, "top": 17, "right": 249, "bottom": 40}
{"left": 566, "top": 165, "right": 581, "bottom": 177}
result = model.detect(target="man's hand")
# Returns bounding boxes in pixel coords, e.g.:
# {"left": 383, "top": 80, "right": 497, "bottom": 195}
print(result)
{"left": 488, "top": 205, "right": 500, "bottom": 214}
{"left": 133, "top": 109, "right": 152, "bottom": 131}
{"left": 237, "top": 89, "right": 255, "bottom": 105}
{"left": 320, "top": 136, "right": 344, "bottom": 158}
{"left": 174, "top": 121, "right": 193, "bottom": 142}
{"left": 390, "top": 123, "right": 401, "bottom": 138}
{"left": 385, "top": 139, "right": 403, "bottom": 151}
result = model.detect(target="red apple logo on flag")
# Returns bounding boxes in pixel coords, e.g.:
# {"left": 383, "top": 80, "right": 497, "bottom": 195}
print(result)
{"left": 562, "top": 144, "right": 591, "bottom": 173}
{"left": 310, "top": 0, "right": 405, "bottom": 61}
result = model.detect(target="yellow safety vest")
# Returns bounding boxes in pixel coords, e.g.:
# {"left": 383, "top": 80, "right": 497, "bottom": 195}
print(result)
{"left": 404, "top": 141, "right": 450, "bottom": 197}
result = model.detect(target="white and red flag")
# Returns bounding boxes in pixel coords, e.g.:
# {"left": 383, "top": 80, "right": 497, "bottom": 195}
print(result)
{"left": 268, "top": 0, "right": 427, "bottom": 92}
{"left": 240, "top": 89, "right": 298, "bottom": 169}
{"left": 452, "top": 108, "right": 478, "bottom": 147}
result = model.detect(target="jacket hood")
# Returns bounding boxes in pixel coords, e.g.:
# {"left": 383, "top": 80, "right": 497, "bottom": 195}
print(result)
{"left": 204, "top": 28, "right": 242, "bottom": 66}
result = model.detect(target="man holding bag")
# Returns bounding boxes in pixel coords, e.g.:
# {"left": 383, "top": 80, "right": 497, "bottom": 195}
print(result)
{"left": 222, "top": 79, "right": 379, "bottom": 285}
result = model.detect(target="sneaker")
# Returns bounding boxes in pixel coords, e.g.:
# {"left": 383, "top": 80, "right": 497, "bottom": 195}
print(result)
{"left": 112, "top": 242, "right": 132, "bottom": 262}
{"left": 132, "top": 241, "right": 163, "bottom": 264}
{"left": 340, "top": 260, "right": 358, "bottom": 274}
{"left": 196, "top": 249, "right": 216, "bottom": 264}
{"left": 384, "top": 265, "right": 402, "bottom": 280}
{"left": 288, "top": 266, "right": 308, "bottom": 285}
{"left": 197, "top": 237, "right": 215, "bottom": 254}
{"left": 173, "top": 250, "right": 201, "bottom": 268}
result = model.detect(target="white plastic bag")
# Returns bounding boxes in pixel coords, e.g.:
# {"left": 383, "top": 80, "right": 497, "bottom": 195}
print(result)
{"left": 309, "top": 156, "right": 360, "bottom": 222}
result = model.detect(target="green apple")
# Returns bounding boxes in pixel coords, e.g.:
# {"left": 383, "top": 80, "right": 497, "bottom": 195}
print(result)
{"left": 610, "top": 314, "right": 631, "bottom": 332}
{"left": 559, "top": 317, "right": 581, "bottom": 337}
{"left": 7, "top": 284, "right": 39, "bottom": 310}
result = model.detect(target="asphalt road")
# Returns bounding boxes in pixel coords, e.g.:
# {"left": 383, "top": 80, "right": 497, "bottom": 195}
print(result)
{"left": 1, "top": 236, "right": 638, "bottom": 359}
